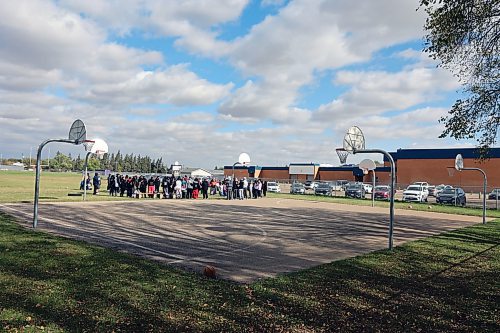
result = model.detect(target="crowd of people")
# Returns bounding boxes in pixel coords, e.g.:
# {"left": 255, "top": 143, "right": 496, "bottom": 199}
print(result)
{"left": 87, "top": 174, "right": 270, "bottom": 200}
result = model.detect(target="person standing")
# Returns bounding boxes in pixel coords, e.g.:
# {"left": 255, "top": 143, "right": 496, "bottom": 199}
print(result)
{"left": 93, "top": 172, "right": 101, "bottom": 195}
{"left": 175, "top": 177, "right": 182, "bottom": 199}
{"left": 162, "top": 176, "right": 169, "bottom": 199}
{"left": 154, "top": 176, "right": 161, "bottom": 198}
{"left": 201, "top": 178, "right": 209, "bottom": 199}
{"left": 114, "top": 174, "right": 120, "bottom": 196}
{"left": 192, "top": 178, "right": 200, "bottom": 199}
{"left": 108, "top": 174, "right": 115, "bottom": 196}
{"left": 243, "top": 177, "right": 248, "bottom": 199}
{"left": 226, "top": 177, "right": 233, "bottom": 200}
{"left": 147, "top": 176, "right": 155, "bottom": 198}
{"left": 238, "top": 178, "right": 244, "bottom": 200}
{"left": 263, "top": 180, "right": 267, "bottom": 197}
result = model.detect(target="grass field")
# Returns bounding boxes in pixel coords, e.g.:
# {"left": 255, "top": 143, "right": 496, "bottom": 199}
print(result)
{"left": 0, "top": 213, "right": 498, "bottom": 332}
{"left": 0, "top": 171, "right": 121, "bottom": 203}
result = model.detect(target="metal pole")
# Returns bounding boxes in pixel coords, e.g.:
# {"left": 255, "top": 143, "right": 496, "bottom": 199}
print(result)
{"left": 462, "top": 167, "right": 487, "bottom": 224}
{"left": 372, "top": 169, "right": 376, "bottom": 207}
{"left": 354, "top": 149, "right": 395, "bottom": 250}
{"left": 33, "top": 139, "right": 75, "bottom": 228}
{"left": 232, "top": 162, "right": 238, "bottom": 180}
{"left": 83, "top": 151, "right": 91, "bottom": 201}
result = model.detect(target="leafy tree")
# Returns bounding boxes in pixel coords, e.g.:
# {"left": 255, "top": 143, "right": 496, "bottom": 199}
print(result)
{"left": 50, "top": 151, "right": 73, "bottom": 171}
{"left": 73, "top": 154, "right": 83, "bottom": 171}
{"left": 86, "top": 157, "right": 101, "bottom": 171}
{"left": 420, "top": 0, "right": 499, "bottom": 154}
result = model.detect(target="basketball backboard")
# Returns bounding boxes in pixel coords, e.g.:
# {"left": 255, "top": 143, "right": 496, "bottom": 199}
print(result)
{"left": 68, "top": 119, "right": 86, "bottom": 144}
{"left": 359, "top": 159, "right": 376, "bottom": 171}
{"left": 343, "top": 126, "right": 365, "bottom": 152}
{"left": 238, "top": 152, "right": 251, "bottom": 165}
{"left": 455, "top": 154, "right": 464, "bottom": 171}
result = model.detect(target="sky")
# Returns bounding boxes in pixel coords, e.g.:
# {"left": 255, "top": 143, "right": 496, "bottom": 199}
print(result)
{"left": 0, "top": 0, "right": 473, "bottom": 168}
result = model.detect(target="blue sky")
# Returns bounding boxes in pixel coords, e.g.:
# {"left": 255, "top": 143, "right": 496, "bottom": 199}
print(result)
{"left": 0, "top": 0, "right": 472, "bottom": 168}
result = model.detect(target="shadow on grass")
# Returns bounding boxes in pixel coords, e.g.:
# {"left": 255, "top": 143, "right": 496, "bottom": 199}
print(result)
{"left": 0, "top": 212, "right": 498, "bottom": 332}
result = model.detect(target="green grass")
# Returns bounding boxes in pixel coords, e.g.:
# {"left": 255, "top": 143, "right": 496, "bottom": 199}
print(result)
{"left": 0, "top": 213, "right": 498, "bottom": 332}
{"left": 269, "top": 192, "right": 500, "bottom": 218}
{"left": 0, "top": 171, "right": 130, "bottom": 203}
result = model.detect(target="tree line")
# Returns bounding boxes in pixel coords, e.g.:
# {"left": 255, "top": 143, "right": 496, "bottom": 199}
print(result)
{"left": 20, "top": 151, "right": 168, "bottom": 173}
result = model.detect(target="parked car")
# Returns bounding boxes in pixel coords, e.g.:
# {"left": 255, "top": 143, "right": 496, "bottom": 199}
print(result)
{"left": 333, "top": 180, "right": 349, "bottom": 191}
{"left": 432, "top": 184, "right": 446, "bottom": 197}
{"left": 402, "top": 185, "right": 429, "bottom": 202}
{"left": 267, "top": 181, "right": 281, "bottom": 193}
{"left": 413, "top": 181, "right": 429, "bottom": 189}
{"left": 345, "top": 183, "right": 366, "bottom": 199}
{"left": 304, "top": 180, "right": 318, "bottom": 190}
{"left": 436, "top": 187, "right": 466, "bottom": 206}
{"left": 315, "top": 182, "right": 333, "bottom": 196}
{"left": 362, "top": 183, "right": 373, "bottom": 194}
{"left": 427, "top": 185, "right": 436, "bottom": 197}
{"left": 290, "top": 182, "right": 305, "bottom": 194}
{"left": 374, "top": 185, "right": 393, "bottom": 200}
{"left": 488, "top": 189, "right": 500, "bottom": 200}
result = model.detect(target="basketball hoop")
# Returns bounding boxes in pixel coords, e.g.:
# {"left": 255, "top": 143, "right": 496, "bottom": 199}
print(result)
{"left": 336, "top": 148, "right": 349, "bottom": 165}
{"left": 82, "top": 139, "right": 95, "bottom": 152}
{"left": 446, "top": 167, "right": 456, "bottom": 177}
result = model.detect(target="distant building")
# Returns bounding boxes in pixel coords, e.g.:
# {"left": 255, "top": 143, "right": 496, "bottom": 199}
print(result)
{"left": 180, "top": 167, "right": 213, "bottom": 179}
{"left": 224, "top": 147, "right": 500, "bottom": 190}
{"left": 0, "top": 164, "right": 25, "bottom": 171}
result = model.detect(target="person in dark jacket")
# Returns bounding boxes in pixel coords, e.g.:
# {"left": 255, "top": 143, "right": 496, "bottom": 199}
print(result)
{"left": 147, "top": 176, "right": 155, "bottom": 198}
{"left": 201, "top": 178, "right": 209, "bottom": 199}
{"left": 92, "top": 172, "right": 101, "bottom": 195}
{"left": 154, "top": 176, "right": 161, "bottom": 198}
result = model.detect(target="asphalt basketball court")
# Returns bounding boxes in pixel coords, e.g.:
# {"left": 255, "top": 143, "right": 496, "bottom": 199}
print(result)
{"left": 0, "top": 198, "right": 482, "bottom": 282}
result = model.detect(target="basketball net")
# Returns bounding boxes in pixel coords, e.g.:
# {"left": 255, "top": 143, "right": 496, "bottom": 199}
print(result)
{"left": 446, "top": 167, "right": 456, "bottom": 177}
{"left": 336, "top": 148, "right": 349, "bottom": 165}
{"left": 82, "top": 140, "right": 95, "bottom": 152}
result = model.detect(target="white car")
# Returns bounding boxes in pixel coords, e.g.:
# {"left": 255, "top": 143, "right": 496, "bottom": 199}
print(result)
{"left": 304, "top": 181, "right": 318, "bottom": 190}
{"left": 267, "top": 181, "right": 281, "bottom": 193}
{"left": 403, "top": 185, "right": 429, "bottom": 202}
{"left": 362, "top": 183, "right": 373, "bottom": 194}
{"left": 413, "top": 181, "right": 429, "bottom": 190}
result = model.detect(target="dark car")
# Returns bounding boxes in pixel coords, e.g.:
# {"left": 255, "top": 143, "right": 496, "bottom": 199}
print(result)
{"left": 488, "top": 189, "right": 500, "bottom": 200}
{"left": 436, "top": 187, "right": 466, "bottom": 206}
{"left": 374, "top": 185, "right": 392, "bottom": 200}
{"left": 345, "top": 183, "right": 365, "bottom": 199}
{"left": 290, "top": 182, "right": 306, "bottom": 194}
{"left": 314, "top": 182, "right": 333, "bottom": 196}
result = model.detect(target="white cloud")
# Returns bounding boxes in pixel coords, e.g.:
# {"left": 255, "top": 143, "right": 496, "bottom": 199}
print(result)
{"left": 314, "top": 67, "right": 460, "bottom": 122}
{"left": 73, "top": 65, "right": 233, "bottom": 106}
{"left": 211, "top": 0, "right": 428, "bottom": 123}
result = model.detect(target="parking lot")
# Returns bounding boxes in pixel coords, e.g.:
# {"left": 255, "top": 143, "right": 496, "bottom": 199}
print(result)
{"left": 279, "top": 183, "right": 500, "bottom": 209}
{"left": 0, "top": 198, "right": 483, "bottom": 283}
